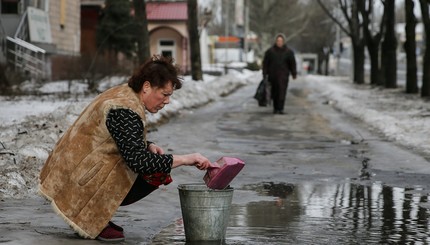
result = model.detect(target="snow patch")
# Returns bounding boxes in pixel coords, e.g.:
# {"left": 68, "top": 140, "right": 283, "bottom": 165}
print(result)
{"left": 307, "top": 75, "right": 430, "bottom": 155}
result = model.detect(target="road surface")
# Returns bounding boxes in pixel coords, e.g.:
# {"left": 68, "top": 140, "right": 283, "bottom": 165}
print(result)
{"left": 1, "top": 76, "right": 430, "bottom": 244}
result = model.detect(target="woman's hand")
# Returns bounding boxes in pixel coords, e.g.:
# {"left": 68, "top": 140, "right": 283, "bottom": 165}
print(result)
{"left": 148, "top": 143, "right": 165, "bottom": 154}
{"left": 172, "top": 153, "right": 211, "bottom": 170}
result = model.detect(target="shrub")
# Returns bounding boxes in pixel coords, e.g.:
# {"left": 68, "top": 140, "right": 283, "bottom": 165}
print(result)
{"left": 246, "top": 61, "right": 260, "bottom": 71}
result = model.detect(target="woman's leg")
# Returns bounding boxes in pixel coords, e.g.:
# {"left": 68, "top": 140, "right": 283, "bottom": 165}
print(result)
{"left": 271, "top": 82, "right": 280, "bottom": 112}
{"left": 97, "top": 177, "right": 157, "bottom": 241}
{"left": 277, "top": 79, "right": 289, "bottom": 113}
{"left": 121, "top": 176, "right": 158, "bottom": 206}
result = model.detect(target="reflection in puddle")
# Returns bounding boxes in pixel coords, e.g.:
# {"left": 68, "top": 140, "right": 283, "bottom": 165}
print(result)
{"left": 151, "top": 181, "right": 430, "bottom": 244}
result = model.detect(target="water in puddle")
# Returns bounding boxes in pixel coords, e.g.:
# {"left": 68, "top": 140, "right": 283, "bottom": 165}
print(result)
{"left": 151, "top": 181, "right": 430, "bottom": 244}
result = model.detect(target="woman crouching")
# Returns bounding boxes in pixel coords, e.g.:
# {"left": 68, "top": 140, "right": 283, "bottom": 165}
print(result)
{"left": 39, "top": 55, "right": 211, "bottom": 241}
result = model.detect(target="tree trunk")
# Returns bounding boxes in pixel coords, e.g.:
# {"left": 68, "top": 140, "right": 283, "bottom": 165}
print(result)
{"left": 324, "top": 54, "right": 330, "bottom": 75}
{"left": 317, "top": 51, "right": 324, "bottom": 74}
{"left": 379, "top": 47, "right": 386, "bottom": 86}
{"left": 419, "top": 0, "right": 430, "bottom": 97}
{"left": 367, "top": 42, "right": 381, "bottom": 86}
{"left": 405, "top": 0, "right": 418, "bottom": 94}
{"left": 351, "top": 1, "right": 364, "bottom": 84}
{"left": 317, "top": 52, "right": 330, "bottom": 76}
{"left": 352, "top": 40, "right": 365, "bottom": 84}
{"left": 382, "top": 0, "right": 397, "bottom": 89}
{"left": 316, "top": 0, "right": 366, "bottom": 83}
{"left": 423, "top": 44, "right": 430, "bottom": 97}
{"left": 360, "top": 0, "right": 383, "bottom": 86}
{"left": 187, "top": 0, "right": 203, "bottom": 81}
{"left": 133, "top": 0, "right": 151, "bottom": 65}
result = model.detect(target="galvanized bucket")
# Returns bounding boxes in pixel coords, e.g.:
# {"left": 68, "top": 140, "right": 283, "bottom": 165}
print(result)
{"left": 178, "top": 183, "right": 234, "bottom": 241}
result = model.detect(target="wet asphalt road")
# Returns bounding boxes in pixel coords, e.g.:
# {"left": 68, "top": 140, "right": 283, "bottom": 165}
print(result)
{"left": 2, "top": 76, "right": 430, "bottom": 244}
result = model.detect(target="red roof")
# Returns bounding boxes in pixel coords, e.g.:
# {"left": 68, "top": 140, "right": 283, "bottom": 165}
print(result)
{"left": 146, "top": 2, "right": 188, "bottom": 21}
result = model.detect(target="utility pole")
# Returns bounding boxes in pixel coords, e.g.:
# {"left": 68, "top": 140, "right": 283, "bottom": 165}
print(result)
{"left": 224, "top": 0, "right": 229, "bottom": 74}
{"left": 244, "top": 0, "right": 249, "bottom": 63}
{"left": 335, "top": 23, "right": 340, "bottom": 75}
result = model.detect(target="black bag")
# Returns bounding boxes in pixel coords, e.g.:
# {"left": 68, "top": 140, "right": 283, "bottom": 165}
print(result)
{"left": 254, "top": 79, "right": 267, "bottom": 106}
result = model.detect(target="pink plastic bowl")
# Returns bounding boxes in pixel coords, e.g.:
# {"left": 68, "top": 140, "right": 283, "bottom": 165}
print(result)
{"left": 203, "top": 157, "right": 245, "bottom": 190}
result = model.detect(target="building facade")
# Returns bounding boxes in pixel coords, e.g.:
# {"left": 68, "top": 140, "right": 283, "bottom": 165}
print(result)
{"left": 81, "top": 1, "right": 192, "bottom": 73}
{"left": 146, "top": 1, "right": 190, "bottom": 72}
{"left": 0, "top": 0, "right": 80, "bottom": 80}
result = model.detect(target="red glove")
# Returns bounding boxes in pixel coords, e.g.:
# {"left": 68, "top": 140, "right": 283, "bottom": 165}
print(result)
{"left": 142, "top": 173, "right": 173, "bottom": 187}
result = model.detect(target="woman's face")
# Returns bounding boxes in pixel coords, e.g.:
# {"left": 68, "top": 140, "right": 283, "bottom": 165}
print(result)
{"left": 140, "top": 81, "right": 173, "bottom": 113}
{"left": 276, "top": 37, "right": 284, "bottom": 48}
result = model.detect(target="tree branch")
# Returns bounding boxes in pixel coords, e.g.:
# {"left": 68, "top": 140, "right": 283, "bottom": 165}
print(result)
{"left": 285, "top": 17, "right": 311, "bottom": 42}
{"left": 420, "top": 0, "right": 430, "bottom": 33}
{"left": 378, "top": 5, "right": 387, "bottom": 37}
{"left": 339, "top": 0, "right": 353, "bottom": 31}
{"left": 316, "top": 0, "right": 351, "bottom": 36}
{"left": 265, "top": 0, "right": 278, "bottom": 17}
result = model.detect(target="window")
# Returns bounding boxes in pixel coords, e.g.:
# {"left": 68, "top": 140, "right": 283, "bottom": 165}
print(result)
{"left": 161, "top": 50, "right": 173, "bottom": 58}
{"left": 1, "top": 0, "right": 19, "bottom": 14}
{"left": 160, "top": 40, "right": 174, "bottom": 46}
{"left": 158, "top": 39, "right": 175, "bottom": 59}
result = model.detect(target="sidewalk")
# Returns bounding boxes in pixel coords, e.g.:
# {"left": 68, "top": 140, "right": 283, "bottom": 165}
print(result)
{"left": 1, "top": 74, "right": 430, "bottom": 244}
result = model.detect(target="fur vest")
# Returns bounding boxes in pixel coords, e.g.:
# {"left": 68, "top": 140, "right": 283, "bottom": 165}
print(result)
{"left": 39, "top": 83, "right": 146, "bottom": 239}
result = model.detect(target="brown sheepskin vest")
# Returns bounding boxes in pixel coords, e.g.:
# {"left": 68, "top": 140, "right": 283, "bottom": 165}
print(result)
{"left": 39, "top": 83, "right": 146, "bottom": 239}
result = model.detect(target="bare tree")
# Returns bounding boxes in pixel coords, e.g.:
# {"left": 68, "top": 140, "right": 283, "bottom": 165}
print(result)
{"left": 317, "top": 0, "right": 365, "bottom": 84}
{"left": 381, "top": 0, "right": 397, "bottom": 89}
{"left": 405, "top": 0, "right": 418, "bottom": 94}
{"left": 419, "top": 0, "right": 430, "bottom": 97}
{"left": 360, "top": 0, "right": 384, "bottom": 86}
{"left": 133, "top": 0, "right": 151, "bottom": 65}
{"left": 248, "top": 0, "right": 309, "bottom": 56}
{"left": 291, "top": 1, "right": 335, "bottom": 75}
{"left": 188, "top": 0, "right": 203, "bottom": 81}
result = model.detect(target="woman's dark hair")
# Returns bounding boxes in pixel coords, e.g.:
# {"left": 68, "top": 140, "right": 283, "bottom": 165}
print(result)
{"left": 128, "top": 55, "right": 183, "bottom": 92}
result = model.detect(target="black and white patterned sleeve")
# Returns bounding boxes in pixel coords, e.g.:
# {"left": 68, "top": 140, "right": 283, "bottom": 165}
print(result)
{"left": 105, "top": 108, "right": 173, "bottom": 174}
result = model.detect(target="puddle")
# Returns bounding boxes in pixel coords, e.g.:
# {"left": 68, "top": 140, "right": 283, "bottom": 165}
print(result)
{"left": 151, "top": 181, "right": 430, "bottom": 244}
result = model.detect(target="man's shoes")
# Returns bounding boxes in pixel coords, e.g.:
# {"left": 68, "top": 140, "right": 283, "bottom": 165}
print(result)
{"left": 97, "top": 223, "right": 125, "bottom": 242}
{"left": 273, "top": 110, "right": 285, "bottom": 115}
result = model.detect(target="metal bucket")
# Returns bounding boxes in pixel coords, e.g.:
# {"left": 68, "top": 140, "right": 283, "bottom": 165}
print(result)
{"left": 178, "top": 183, "right": 234, "bottom": 241}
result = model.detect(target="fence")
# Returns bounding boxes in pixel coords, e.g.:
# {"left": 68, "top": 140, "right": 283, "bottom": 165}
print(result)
{"left": 4, "top": 10, "right": 48, "bottom": 80}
